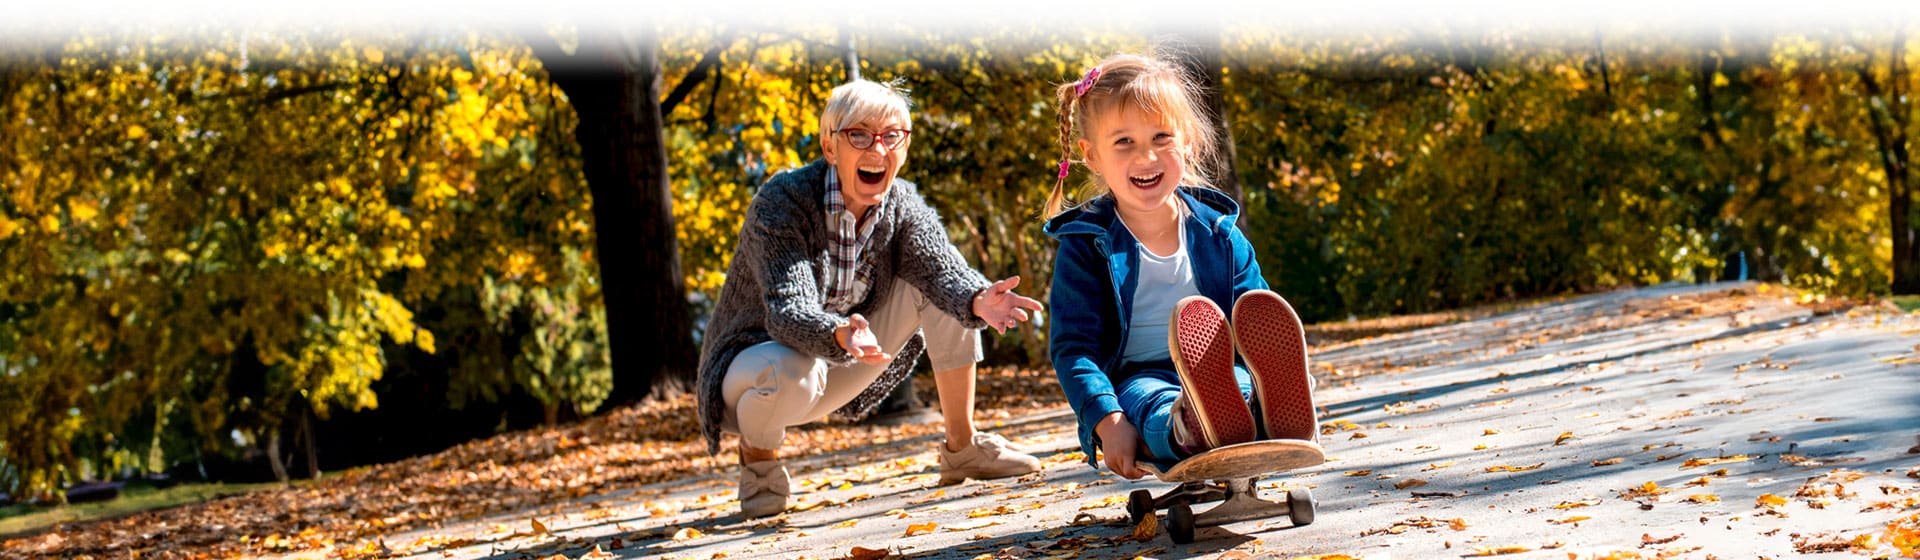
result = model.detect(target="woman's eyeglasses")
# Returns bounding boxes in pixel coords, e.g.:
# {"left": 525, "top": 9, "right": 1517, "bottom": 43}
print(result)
{"left": 835, "top": 128, "right": 911, "bottom": 151}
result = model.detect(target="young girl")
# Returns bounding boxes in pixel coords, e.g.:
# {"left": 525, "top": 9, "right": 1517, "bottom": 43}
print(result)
{"left": 1044, "top": 51, "right": 1318, "bottom": 479}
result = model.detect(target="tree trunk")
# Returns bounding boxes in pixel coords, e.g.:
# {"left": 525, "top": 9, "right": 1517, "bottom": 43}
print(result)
{"left": 300, "top": 409, "right": 320, "bottom": 480}
{"left": 1892, "top": 31, "right": 1920, "bottom": 295}
{"left": 1860, "top": 29, "right": 1920, "bottom": 294}
{"left": 534, "top": 26, "right": 697, "bottom": 404}
{"left": 267, "top": 431, "right": 288, "bottom": 483}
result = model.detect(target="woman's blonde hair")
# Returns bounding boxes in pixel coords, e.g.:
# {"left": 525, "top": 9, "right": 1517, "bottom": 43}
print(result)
{"left": 1047, "top": 50, "right": 1221, "bottom": 217}
{"left": 821, "top": 79, "right": 913, "bottom": 139}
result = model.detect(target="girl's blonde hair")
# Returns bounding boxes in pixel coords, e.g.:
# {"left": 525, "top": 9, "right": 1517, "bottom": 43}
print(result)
{"left": 1047, "top": 50, "right": 1221, "bottom": 217}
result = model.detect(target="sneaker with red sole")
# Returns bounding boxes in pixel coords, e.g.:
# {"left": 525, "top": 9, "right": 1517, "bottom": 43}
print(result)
{"left": 1232, "top": 290, "right": 1318, "bottom": 441}
{"left": 1168, "top": 296, "right": 1258, "bottom": 450}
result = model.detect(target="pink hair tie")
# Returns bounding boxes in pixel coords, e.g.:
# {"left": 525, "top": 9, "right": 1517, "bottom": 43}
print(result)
{"left": 1057, "top": 160, "right": 1071, "bottom": 179}
{"left": 1074, "top": 67, "right": 1102, "bottom": 97}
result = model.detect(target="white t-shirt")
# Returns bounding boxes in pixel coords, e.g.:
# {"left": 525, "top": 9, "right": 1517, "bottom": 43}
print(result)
{"left": 1120, "top": 201, "right": 1200, "bottom": 364}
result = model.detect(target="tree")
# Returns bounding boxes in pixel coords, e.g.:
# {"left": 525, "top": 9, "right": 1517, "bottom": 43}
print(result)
{"left": 530, "top": 26, "right": 697, "bottom": 403}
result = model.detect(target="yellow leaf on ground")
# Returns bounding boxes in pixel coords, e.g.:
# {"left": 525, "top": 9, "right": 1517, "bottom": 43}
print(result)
{"left": 903, "top": 522, "right": 937, "bottom": 537}
{"left": 530, "top": 518, "right": 549, "bottom": 535}
{"left": 1554, "top": 432, "right": 1575, "bottom": 445}
{"left": 1485, "top": 463, "right": 1545, "bottom": 472}
{"left": 672, "top": 527, "right": 704, "bottom": 541}
{"left": 1395, "top": 479, "right": 1429, "bottom": 490}
{"left": 833, "top": 519, "right": 860, "bottom": 529}
{"left": 1758, "top": 494, "right": 1789, "bottom": 508}
{"left": 1133, "top": 511, "right": 1160, "bottom": 541}
{"left": 1684, "top": 494, "right": 1721, "bottom": 503}
{"left": 847, "top": 546, "right": 890, "bottom": 560}
{"left": 1592, "top": 458, "right": 1624, "bottom": 466}
{"left": 1621, "top": 481, "right": 1674, "bottom": 499}
{"left": 1345, "top": 470, "right": 1374, "bottom": 477}
{"left": 1549, "top": 516, "right": 1591, "bottom": 525}
{"left": 1553, "top": 498, "right": 1602, "bottom": 509}
{"left": 582, "top": 544, "right": 616, "bottom": 559}
{"left": 1464, "top": 545, "right": 1534, "bottom": 556}
{"left": 1681, "top": 455, "right": 1755, "bottom": 469}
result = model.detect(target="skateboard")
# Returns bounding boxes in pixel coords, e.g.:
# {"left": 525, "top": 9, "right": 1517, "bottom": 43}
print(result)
{"left": 1130, "top": 438, "right": 1325, "bottom": 544}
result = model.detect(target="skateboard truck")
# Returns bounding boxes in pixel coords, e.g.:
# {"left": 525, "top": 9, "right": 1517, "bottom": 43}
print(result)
{"left": 1132, "top": 439, "right": 1325, "bottom": 544}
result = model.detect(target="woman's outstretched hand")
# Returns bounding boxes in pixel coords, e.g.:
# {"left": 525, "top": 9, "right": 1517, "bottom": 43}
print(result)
{"left": 834, "top": 313, "right": 892, "bottom": 365}
{"left": 972, "top": 276, "right": 1045, "bottom": 334}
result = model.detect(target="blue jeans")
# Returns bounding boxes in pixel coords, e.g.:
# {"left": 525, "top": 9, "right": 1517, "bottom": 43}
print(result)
{"left": 1116, "top": 359, "right": 1255, "bottom": 467}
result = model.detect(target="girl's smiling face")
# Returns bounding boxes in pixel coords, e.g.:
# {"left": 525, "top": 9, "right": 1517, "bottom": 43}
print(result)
{"left": 1079, "top": 104, "right": 1188, "bottom": 218}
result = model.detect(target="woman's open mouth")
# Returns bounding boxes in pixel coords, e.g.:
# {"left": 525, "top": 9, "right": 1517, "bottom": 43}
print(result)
{"left": 857, "top": 165, "right": 887, "bottom": 186}
{"left": 1129, "top": 172, "right": 1164, "bottom": 189}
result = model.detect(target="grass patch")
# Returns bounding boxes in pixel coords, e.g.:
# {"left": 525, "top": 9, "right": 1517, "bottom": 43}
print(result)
{"left": 1894, "top": 295, "right": 1920, "bottom": 313}
{"left": 0, "top": 481, "right": 286, "bottom": 537}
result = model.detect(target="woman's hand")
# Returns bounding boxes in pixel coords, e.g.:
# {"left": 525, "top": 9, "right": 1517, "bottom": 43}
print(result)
{"left": 1093, "top": 412, "right": 1149, "bottom": 480}
{"left": 834, "top": 313, "right": 892, "bottom": 365}
{"left": 972, "top": 276, "right": 1046, "bottom": 334}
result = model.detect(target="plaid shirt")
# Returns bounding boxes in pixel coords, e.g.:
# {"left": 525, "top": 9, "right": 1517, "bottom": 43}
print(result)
{"left": 823, "top": 167, "right": 882, "bottom": 315}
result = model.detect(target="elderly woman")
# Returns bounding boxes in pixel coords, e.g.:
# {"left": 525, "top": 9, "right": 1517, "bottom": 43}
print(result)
{"left": 697, "top": 79, "right": 1047, "bottom": 519}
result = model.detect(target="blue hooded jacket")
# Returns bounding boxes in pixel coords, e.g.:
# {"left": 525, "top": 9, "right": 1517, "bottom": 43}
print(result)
{"left": 1042, "top": 186, "right": 1270, "bottom": 468}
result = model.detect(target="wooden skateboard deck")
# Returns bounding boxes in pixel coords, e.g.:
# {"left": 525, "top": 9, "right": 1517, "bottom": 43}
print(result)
{"left": 1142, "top": 439, "right": 1325, "bottom": 482}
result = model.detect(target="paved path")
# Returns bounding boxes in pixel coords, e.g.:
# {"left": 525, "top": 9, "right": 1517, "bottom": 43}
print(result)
{"left": 369, "top": 282, "right": 1920, "bottom": 559}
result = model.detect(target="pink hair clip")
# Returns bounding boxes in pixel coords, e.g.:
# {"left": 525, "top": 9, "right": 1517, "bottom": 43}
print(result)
{"left": 1057, "top": 160, "right": 1071, "bottom": 179}
{"left": 1073, "top": 67, "right": 1102, "bottom": 97}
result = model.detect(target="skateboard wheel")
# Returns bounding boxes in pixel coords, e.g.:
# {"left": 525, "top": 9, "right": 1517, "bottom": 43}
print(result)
{"left": 1127, "top": 489, "right": 1155, "bottom": 525}
{"left": 1287, "top": 488, "right": 1315, "bottom": 526}
{"left": 1168, "top": 503, "right": 1196, "bottom": 544}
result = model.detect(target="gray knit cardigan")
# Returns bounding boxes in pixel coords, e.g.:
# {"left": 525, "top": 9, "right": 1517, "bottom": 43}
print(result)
{"left": 696, "top": 159, "right": 991, "bottom": 455}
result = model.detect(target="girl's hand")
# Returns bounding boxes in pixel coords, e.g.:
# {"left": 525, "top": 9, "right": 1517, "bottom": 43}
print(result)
{"left": 1094, "top": 412, "right": 1149, "bottom": 479}
{"left": 972, "top": 276, "right": 1046, "bottom": 334}
{"left": 835, "top": 313, "right": 892, "bottom": 365}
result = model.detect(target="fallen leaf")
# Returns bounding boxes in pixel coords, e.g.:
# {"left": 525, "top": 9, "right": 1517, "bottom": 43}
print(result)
{"left": 1554, "top": 432, "right": 1575, "bottom": 445}
{"left": 1553, "top": 498, "right": 1602, "bottom": 509}
{"left": 1642, "top": 533, "right": 1681, "bottom": 545}
{"left": 582, "top": 544, "right": 616, "bottom": 559}
{"left": 903, "top": 523, "right": 937, "bottom": 537}
{"left": 530, "top": 518, "right": 549, "bottom": 535}
{"left": 846, "top": 546, "right": 889, "bottom": 560}
{"left": 1463, "top": 545, "right": 1533, "bottom": 556}
{"left": 1395, "top": 479, "right": 1429, "bottom": 490}
{"left": 1344, "top": 470, "right": 1374, "bottom": 477}
{"left": 1485, "top": 463, "right": 1545, "bottom": 473}
{"left": 946, "top": 519, "right": 1002, "bottom": 531}
{"left": 1680, "top": 454, "right": 1755, "bottom": 469}
{"left": 1757, "top": 494, "right": 1789, "bottom": 508}
{"left": 672, "top": 527, "right": 704, "bottom": 541}
{"left": 1683, "top": 494, "right": 1720, "bottom": 503}
{"left": 1548, "top": 516, "right": 1590, "bottom": 525}
{"left": 1133, "top": 511, "right": 1160, "bottom": 541}
{"left": 833, "top": 519, "right": 860, "bottom": 529}
{"left": 1425, "top": 461, "right": 1455, "bottom": 470}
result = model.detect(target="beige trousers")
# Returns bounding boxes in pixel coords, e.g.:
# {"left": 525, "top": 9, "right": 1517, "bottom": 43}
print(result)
{"left": 722, "top": 279, "right": 982, "bottom": 450}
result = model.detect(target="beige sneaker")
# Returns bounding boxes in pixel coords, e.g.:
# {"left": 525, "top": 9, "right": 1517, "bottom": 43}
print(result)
{"left": 739, "top": 459, "right": 790, "bottom": 519}
{"left": 938, "top": 432, "right": 1041, "bottom": 485}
